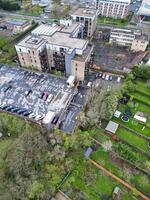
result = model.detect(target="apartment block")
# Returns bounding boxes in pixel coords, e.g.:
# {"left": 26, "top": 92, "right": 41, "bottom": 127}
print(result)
{"left": 97, "top": 0, "right": 130, "bottom": 18}
{"left": 71, "top": 7, "right": 98, "bottom": 38}
{"left": 15, "top": 19, "right": 94, "bottom": 81}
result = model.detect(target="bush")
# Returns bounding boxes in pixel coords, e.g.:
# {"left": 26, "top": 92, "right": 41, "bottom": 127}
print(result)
{"left": 133, "top": 65, "right": 150, "bottom": 80}
{"left": 146, "top": 122, "right": 150, "bottom": 128}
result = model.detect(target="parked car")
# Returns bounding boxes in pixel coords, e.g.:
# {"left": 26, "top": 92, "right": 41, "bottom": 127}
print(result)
{"left": 11, "top": 107, "right": 20, "bottom": 112}
{"left": 52, "top": 116, "right": 59, "bottom": 124}
{"left": 105, "top": 74, "right": 109, "bottom": 81}
{"left": 41, "top": 92, "right": 49, "bottom": 101}
{"left": 117, "top": 77, "right": 121, "bottom": 83}
{"left": 25, "top": 89, "right": 32, "bottom": 97}
{"left": 29, "top": 113, "right": 37, "bottom": 119}
{"left": 17, "top": 109, "right": 27, "bottom": 115}
{"left": 102, "top": 74, "right": 106, "bottom": 79}
{"left": 23, "top": 111, "right": 31, "bottom": 116}
{"left": 5, "top": 105, "right": 14, "bottom": 111}
{"left": 109, "top": 76, "right": 113, "bottom": 81}
{"left": 47, "top": 94, "right": 53, "bottom": 103}
{"left": 35, "top": 113, "right": 45, "bottom": 121}
{"left": 87, "top": 82, "right": 92, "bottom": 87}
{"left": 2, "top": 105, "right": 10, "bottom": 110}
{"left": 0, "top": 103, "right": 6, "bottom": 109}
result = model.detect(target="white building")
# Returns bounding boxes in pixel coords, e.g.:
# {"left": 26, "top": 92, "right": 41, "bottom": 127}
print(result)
{"left": 109, "top": 28, "right": 149, "bottom": 51}
{"left": 109, "top": 28, "right": 140, "bottom": 46}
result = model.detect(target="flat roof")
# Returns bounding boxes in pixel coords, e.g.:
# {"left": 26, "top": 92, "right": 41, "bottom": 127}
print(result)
{"left": 16, "top": 35, "right": 46, "bottom": 49}
{"left": 135, "top": 34, "right": 149, "bottom": 41}
{"left": 61, "top": 23, "right": 81, "bottom": 34}
{"left": 43, "top": 32, "right": 88, "bottom": 50}
{"left": 73, "top": 44, "right": 93, "bottom": 62}
{"left": 31, "top": 24, "right": 61, "bottom": 36}
{"left": 7, "top": 19, "right": 29, "bottom": 26}
{"left": 99, "top": 0, "right": 131, "bottom": 3}
{"left": 137, "top": 0, "right": 150, "bottom": 16}
{"left": 105, "top": 121, "right": 119, "bottom": 134}
{"left": 71, "top": 7, "right": 97, "bottom": 18}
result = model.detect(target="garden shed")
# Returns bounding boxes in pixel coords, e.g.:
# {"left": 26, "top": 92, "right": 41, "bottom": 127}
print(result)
{"left": 105, "top": 121, "right": 119, "bottom": 134}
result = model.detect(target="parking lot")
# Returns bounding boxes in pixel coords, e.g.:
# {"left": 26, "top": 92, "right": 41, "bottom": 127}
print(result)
{"left": 93, "top": 41, "right": 136, "bottom": 72}
{"left": 0, "top": 65, "right": 87, "bottom": 133}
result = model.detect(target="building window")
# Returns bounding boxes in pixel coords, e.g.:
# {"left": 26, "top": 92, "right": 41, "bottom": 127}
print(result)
{"left": 60, "top": 48, "right": 64, "bottom": 52}
{"left": 75, "top": 68, "right": 77, "bottom": 71}
{"left": 76, "top": 17, "right": 79, "bottom": 22}
{"left": 32, "top": 51, "right": 35, "bottom": 55}
{"left": 28, "top": 50, "right": 30, "bottom": 53}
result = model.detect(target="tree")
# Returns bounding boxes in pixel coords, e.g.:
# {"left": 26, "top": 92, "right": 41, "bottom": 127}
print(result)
{"left": 81, "top": 85, "right": 122, "bottom": 128}
{"left": 132, "top": 65, "right": 150, "bottom": 80}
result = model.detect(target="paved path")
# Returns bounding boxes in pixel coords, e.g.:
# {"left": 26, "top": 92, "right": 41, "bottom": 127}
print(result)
{"left": 88, "top": 158, "right": 150, "bottom": 200}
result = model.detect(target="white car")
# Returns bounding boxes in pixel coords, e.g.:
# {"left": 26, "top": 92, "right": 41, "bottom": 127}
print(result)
{"left": 105, "top": 74, "right": 109, "bottom": 81}
{"left": 117, "top": 77, "right": 121, "bottom": 83}
{"left": 35, "top": 113, "right": 45, "bottom": 121}
{"left": 29, "top": 113, "right": 36, "bottom": 119}
{"left": 87, "top": 82, "right": 92, "bottom": 87}
{"left": 47, "top": 94, "right": 53, "bottom": 103}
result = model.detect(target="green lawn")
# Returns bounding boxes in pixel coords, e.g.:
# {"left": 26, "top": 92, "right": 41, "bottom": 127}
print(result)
{"left": 116, "top": 127, "right": 150, "bottom": 154}
{"left": 112, "top": 101, "right": 150, "bottom": 138}
{"left": 135, "top": 81, "right": 150, "bottom": 97}
{"left": 97, "top": 16, "right": 128, "bottom": 26}
{"left": 130, "top": 92, "right": 150, "bottom": 106}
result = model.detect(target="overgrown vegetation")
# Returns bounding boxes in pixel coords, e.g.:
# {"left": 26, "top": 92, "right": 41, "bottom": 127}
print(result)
{"left": 0, "top": 37, "right": 16, "bottom": 64}
{"left": 0, "top": 0, "right": 20, "bottom": 11}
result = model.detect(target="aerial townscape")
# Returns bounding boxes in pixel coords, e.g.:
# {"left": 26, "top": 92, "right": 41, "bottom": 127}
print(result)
{"left": 0, "top": 0, "right": 150, "bottom": 199}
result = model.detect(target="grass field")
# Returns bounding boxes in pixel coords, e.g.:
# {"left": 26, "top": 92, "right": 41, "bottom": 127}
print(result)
{"left": 135, "top": 81, "right": 150, "bottom": 97}
{"left": 97, "top": 16, "right": 128, "bottom": 26}
{"left": 116, "top": 127, "right": 150, "bottom": 154}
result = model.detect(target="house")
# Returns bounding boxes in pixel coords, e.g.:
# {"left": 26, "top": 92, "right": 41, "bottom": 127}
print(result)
{"left": 7, "top": 19, "right": 31, "bottom": 34}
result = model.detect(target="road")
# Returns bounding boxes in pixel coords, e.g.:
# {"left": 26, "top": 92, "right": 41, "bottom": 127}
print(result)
{"left": 0, "top": 10, "right": 41, "bottom": 21}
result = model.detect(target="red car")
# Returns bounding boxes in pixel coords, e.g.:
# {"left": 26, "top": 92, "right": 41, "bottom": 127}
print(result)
{"left": 41, "top": 92, "right": 49, "bottom": 101}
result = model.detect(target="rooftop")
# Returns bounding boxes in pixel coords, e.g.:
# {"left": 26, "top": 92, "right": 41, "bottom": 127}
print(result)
{"left": 135, "top": 34, "right": 149, "bottom": 41}
{"left": 7, "top": 19, "right": 29, "bottom": 26}
{"left": 43, "top": 32, "right": 88, "bottom": 50}
{"left": 99, "top": 0, "right": 131, "bottom": 3}
{"left": 16, "top": 35, "right": 46, "bottom": 49}
{"left": 31, "top": 24, "right": 61, "bottom": 36}
{"left": 71, "top": 7, "right": 97, "bottom": 18}
{"left": 61, "top": 22, "right": 82, "bottom": 34}
{"left": 137, "top": 0, "right": 150, "bottom": 16}
{"left": 105, "top": 120, "right": 119, "bottom": 134}
{"left": 73, "top": 44, "right": 93, "bottom": 61}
